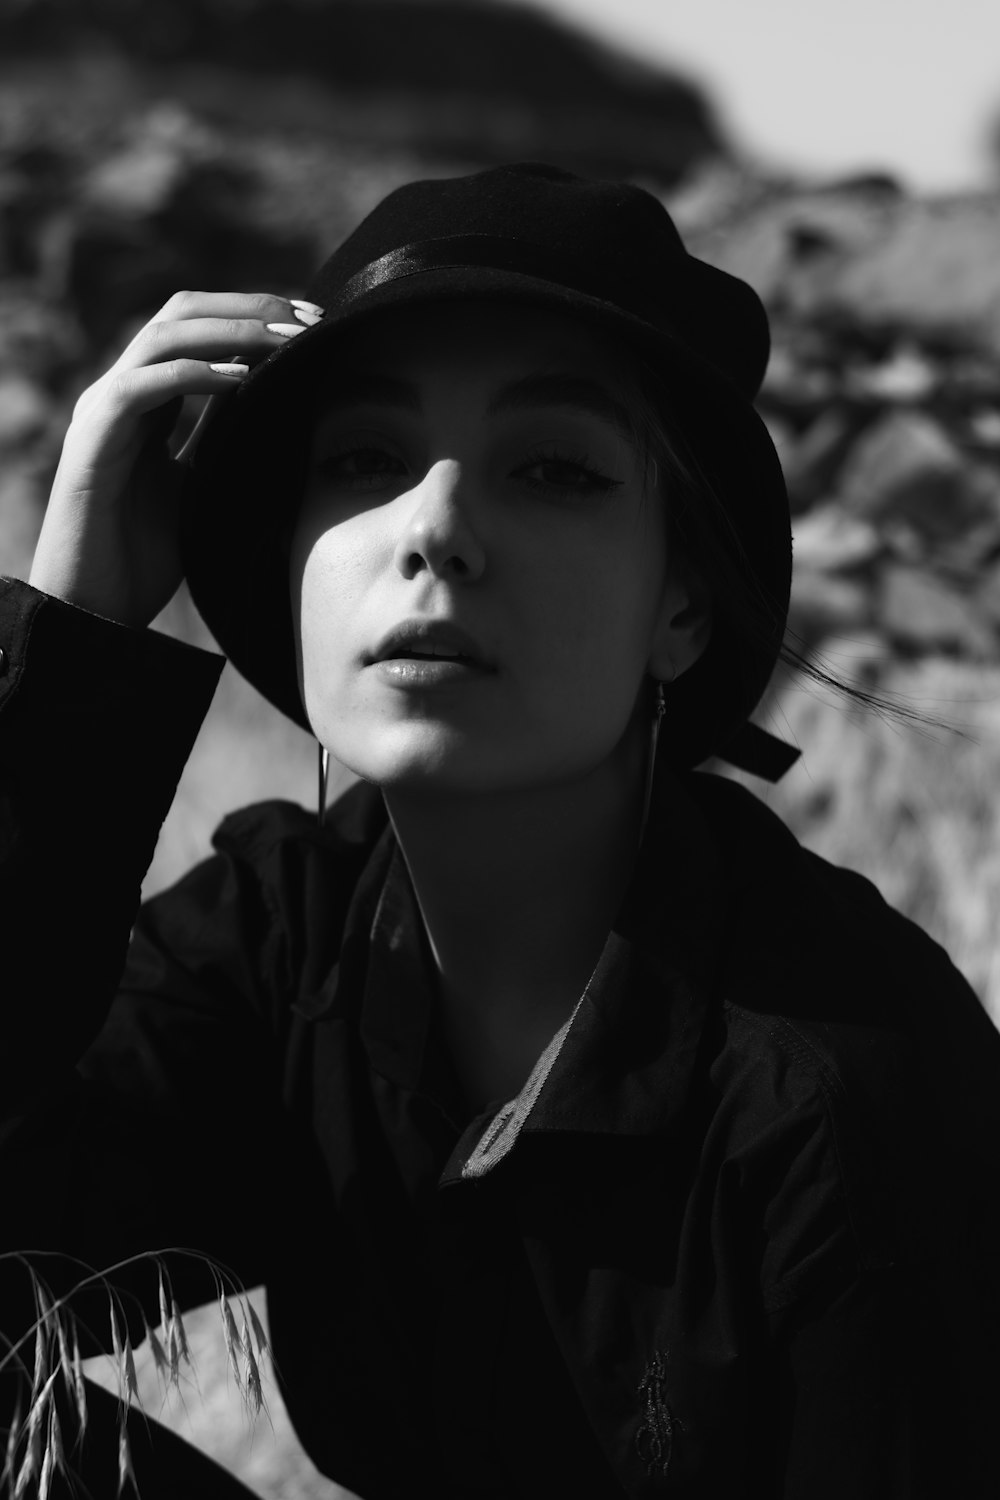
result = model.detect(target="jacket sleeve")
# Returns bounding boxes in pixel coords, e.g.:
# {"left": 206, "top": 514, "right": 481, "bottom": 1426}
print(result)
{"left": 0, "top": 578, "right": 284, "bottom": 1363}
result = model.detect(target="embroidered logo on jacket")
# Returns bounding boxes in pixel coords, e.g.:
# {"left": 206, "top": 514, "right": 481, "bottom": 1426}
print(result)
{"left": 636, "top": 1350, "right": 684, "bottom": 1481}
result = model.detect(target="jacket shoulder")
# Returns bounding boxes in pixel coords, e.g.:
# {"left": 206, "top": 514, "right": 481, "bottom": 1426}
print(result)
{"left": 129, "top": 780, "right": 391, "bottom": 1020}
{"left": 210, "top": 777, "right": 389, "bottom": 868}
{"left": 691, "top": 772, "right": 1000, "bottom": 1265}
{"left": 689, "top": 770, "right": 981, "bottom": 1023}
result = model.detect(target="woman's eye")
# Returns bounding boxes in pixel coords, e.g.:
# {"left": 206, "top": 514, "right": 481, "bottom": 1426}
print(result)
{"left": 515, "top": 452, "right": 622, "bottom": 496}
{"left": 315, "top": 447, "right": 408, "bottom": 487}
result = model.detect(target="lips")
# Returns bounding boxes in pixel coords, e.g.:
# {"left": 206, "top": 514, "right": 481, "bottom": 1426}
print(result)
{"left": 367, "top": 619, "right": 495, "bottom": 670}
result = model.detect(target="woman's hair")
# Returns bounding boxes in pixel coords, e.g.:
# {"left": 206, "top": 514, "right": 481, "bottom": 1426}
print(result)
{"left": 629, "top": 361, "right": 952, "bottom": 738}
{"left": 632, "top": 360, "right": 780, "bottom": 701}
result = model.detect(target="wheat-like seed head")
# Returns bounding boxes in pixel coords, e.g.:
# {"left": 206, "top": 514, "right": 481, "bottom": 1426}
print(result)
{"left": 15, "top": 1369, "right": 58, "bottom": 1499}
{"left": 117, "top": 1417, "right": 138, "bottom": 1499}
{"left": 45, "top": 1402, "right": 66, "bottom": 1488}
{"left": 170, "top": 1299, "right": 192, "bottom": 1366}
{"left": 2, "top": 1248, "right": 274, "bottom": 1499}
{"left": 122, "top": 1337, "right": 140, "bottom": 1406}
{"left": 70, "top": 1323, "right": 87, "bottom": 1443}
{"left": 109, "top": 1301, "right": 124, "bottom": 1391}
{"left": 29, "top": 1322, "right": 45, "bottom": 1399}
{"left": 3, "top": 1392, "right": 24, "bottom": 1492}
{"left": 157, "top": 1269, "right": 170, "bottom": 1345}
{"left": 246, "top": 1300, "right": 270, "bottom": 1365}
{"left": 142, "top": 1317, "right": 169, "bottom": 1386}
{"left": 35, "top": 1430, "right": 53, "bottom": 1500}
{"left": 219, "top": 1292, "right": 244, "bottom": 1395}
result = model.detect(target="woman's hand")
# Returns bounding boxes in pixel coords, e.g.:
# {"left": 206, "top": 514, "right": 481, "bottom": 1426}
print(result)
{"left": 28, "top": 291, "right": 319, "bottom": 628}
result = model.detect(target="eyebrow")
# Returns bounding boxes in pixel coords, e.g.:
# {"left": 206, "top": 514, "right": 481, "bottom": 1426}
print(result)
{"left": 485, "top": 373, "right": 635, "bottom": 437}
{"left": 315, "top": 369, "right": 636, "bottom": 437}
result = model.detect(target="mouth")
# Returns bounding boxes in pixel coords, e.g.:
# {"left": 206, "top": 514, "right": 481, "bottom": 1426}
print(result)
{"left": 366, "top": 619, "right": 495, "bottom": 672}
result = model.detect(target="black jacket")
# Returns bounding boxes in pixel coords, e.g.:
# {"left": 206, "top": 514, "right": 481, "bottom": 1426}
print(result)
{"left": 2, "top": 576, "right": 1000, "bottom": 1498}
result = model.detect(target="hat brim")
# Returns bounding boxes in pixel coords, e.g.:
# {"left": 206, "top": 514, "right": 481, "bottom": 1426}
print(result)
{"left": 182, "top": 264, "right": 790, "bottom": 768}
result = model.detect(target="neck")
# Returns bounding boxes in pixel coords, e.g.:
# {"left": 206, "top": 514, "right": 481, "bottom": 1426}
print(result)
{"left": 381, "top": 729, "right": 648, "bottom": 1104}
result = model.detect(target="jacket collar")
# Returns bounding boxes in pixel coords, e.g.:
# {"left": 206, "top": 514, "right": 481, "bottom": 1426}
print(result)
{"left": 455, "top": 771, "right": 731, "bottom": 1174}
{"left": 295, "top": 770, "right": 734, "bottom": 1161}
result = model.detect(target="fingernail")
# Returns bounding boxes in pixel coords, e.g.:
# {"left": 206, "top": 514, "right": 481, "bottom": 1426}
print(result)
{"left": 290, "top": 299, "right": 325, "bottom": 317}
{"left": 266, "top": 322, "right": 307, "bottom": 338}
{"left": 292, "top": 307, "right": 323, "bottom": 326}
{"left": 210, "top": 362, "right": 249, "bottom": 376}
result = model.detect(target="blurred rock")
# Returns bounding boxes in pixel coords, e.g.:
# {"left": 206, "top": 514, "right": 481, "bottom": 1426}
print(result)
{"left": 0, "top": 285, "right": 85, "bottom": 385}
{"left": 760, "top": 410, "right": 796, "bottom": 469}
{"left": 968, "top": 408, "right": 1000, "bottom": 449}
{"left": 878, "top": 564, "right": 997, "bottom": 657}
{"left": 978, "top": 561, "right": 1000, "bottom": 629}
{"left": 759, "top": 344, "right": 837, "bottom": 411}
{"left": 1, "top": 0, "right": 725, "bottom": 184}
{"left": 938, "top": 356, "right": 1000, "bottom": 405}
{"left": 0, "top": 374, "right": 49, "bottom": 446}
{"left": 824, "top": 202, "right": 1000, "bottom": 356}
{"left": 84, "top": 104, "right": 214, "bottom": 217}
{"left": 842, "top": 342, "right": 937, "bottom": 403}
{"left": 788, "top": 569, "right": 872, "bottom": 648}
{"left": 838, "top": 410, "right": 997, "bottom": 545}
{"left": 0, "top": 140, "right": 74, "bottom": 280}
{"left": 0, "top": 467, "right": 44, "bottom": 579}
{"left": 689, "top": 182, "right": 1000, "bottom": 357}
{"left": 685, "top": 178, "right": 903, "bottom": 318}
{"left": 665, "top": 160, "right": 776, "bottom": 239}
{"left": 783, "top": 407, "right": 863, "bottom": 511}
{"left": 934, "top": 514, "right": 1000, "bottom": 575}
{"left": 65, "top": 112, "right": 316, "bottom": 345}
{"left": 792, "top": 502, "right": 881, "bottom": 572}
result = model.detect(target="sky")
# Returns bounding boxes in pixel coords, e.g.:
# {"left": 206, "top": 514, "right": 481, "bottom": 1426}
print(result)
{"left": 529, "top": 0, "right": 1000, "bottom": 190}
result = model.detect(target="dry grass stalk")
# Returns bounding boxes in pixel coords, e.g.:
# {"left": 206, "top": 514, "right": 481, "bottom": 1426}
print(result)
{"left": 69, "top": 1324, "right": 87, "bottom": 1443}
{"left": 1, "top": 1249, "right": 275, "bottom": 1500}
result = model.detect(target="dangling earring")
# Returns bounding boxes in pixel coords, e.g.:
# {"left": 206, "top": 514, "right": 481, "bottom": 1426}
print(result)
{"left": 317, "top": 742, "right": 330, "bottom": 827}
{"left": 639, "top": 670, "right": 670, "bottom": 843}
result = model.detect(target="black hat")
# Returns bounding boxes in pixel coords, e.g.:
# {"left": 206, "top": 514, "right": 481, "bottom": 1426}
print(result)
{"left": 182, "top": 161, "right": 797, "bottom": 779}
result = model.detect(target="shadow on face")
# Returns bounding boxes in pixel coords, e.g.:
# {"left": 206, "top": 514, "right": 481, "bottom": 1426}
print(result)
{"left": 285, "top": 300, "right": 708, "bottom": 797}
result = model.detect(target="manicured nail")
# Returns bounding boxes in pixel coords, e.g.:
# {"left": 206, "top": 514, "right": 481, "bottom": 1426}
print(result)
{"left": 292, "top": 307, "right": 323, "bottom": 326}
{"left": 266, "top": 322, "right": 307, "bottom": 338}
{"left": 210, "top": 361, "right": 249, "bottom": 376}
{"left": 290, "top": 299, "right": 325, "bottom": 317}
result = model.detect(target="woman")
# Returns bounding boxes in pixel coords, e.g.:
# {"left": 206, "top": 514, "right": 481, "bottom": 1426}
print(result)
{"left": 2, "top": 162, "right": 999, "bottom": 1498}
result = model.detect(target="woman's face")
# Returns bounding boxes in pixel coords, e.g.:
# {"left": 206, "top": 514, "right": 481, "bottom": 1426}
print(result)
{"left": 289, "top": 300, "right": 704, "bottom": 794}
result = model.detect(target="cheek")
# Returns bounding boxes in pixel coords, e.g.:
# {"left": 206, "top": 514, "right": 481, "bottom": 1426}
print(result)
{"left": 290, "top": 513, "right": 380, "bottom": 698}
{"left": 538, "top": 521, "right": 666, "bottom": 674}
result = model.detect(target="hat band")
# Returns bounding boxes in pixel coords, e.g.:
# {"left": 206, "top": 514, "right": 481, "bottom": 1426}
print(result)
{"left": 324, "top": 233, "right": 659, "bottom": 325}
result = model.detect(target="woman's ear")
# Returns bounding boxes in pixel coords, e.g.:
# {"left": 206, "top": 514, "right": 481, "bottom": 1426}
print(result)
{"left": 647, "top": 557, "right": 712, "bottom": 683}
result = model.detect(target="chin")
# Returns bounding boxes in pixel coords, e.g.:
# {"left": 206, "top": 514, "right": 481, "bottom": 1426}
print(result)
{"left": 315, "top": 707, "right": 629, "bottom": 798}
{"left": 337, "top": 735, "right": 621, "bottom": 803}
{"left": 327, "top": 721, "right": 498, "bottom": 793}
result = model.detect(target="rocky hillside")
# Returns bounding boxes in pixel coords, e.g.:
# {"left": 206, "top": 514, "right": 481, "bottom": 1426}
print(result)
{"left": 0, "top": 0, "right": 721, "bottom": 180}
{"left": 2, "top": 73, "right": 998, "bottom": 670}
{"left": 0, "top": 2, "right": 721, "bottom": 574}
{"left": 669, "top": 165, "right": 1000, "bottom": 670}
{"left": 0, "top": 9, "right": 998, "bottom": 1022}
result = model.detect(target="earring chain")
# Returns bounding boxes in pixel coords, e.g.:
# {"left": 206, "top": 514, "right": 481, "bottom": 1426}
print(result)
{"left": 317, "top": 743, "right": 330, "bottom": 827}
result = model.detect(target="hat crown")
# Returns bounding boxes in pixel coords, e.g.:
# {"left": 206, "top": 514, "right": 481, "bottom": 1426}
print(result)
{"left": 306, "top": 162, "right": 769, "bottom": 400}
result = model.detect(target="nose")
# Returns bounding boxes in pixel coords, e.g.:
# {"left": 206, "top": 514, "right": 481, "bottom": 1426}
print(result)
{"left": 392, "top": 459, "right": 486, "bottom": 583}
